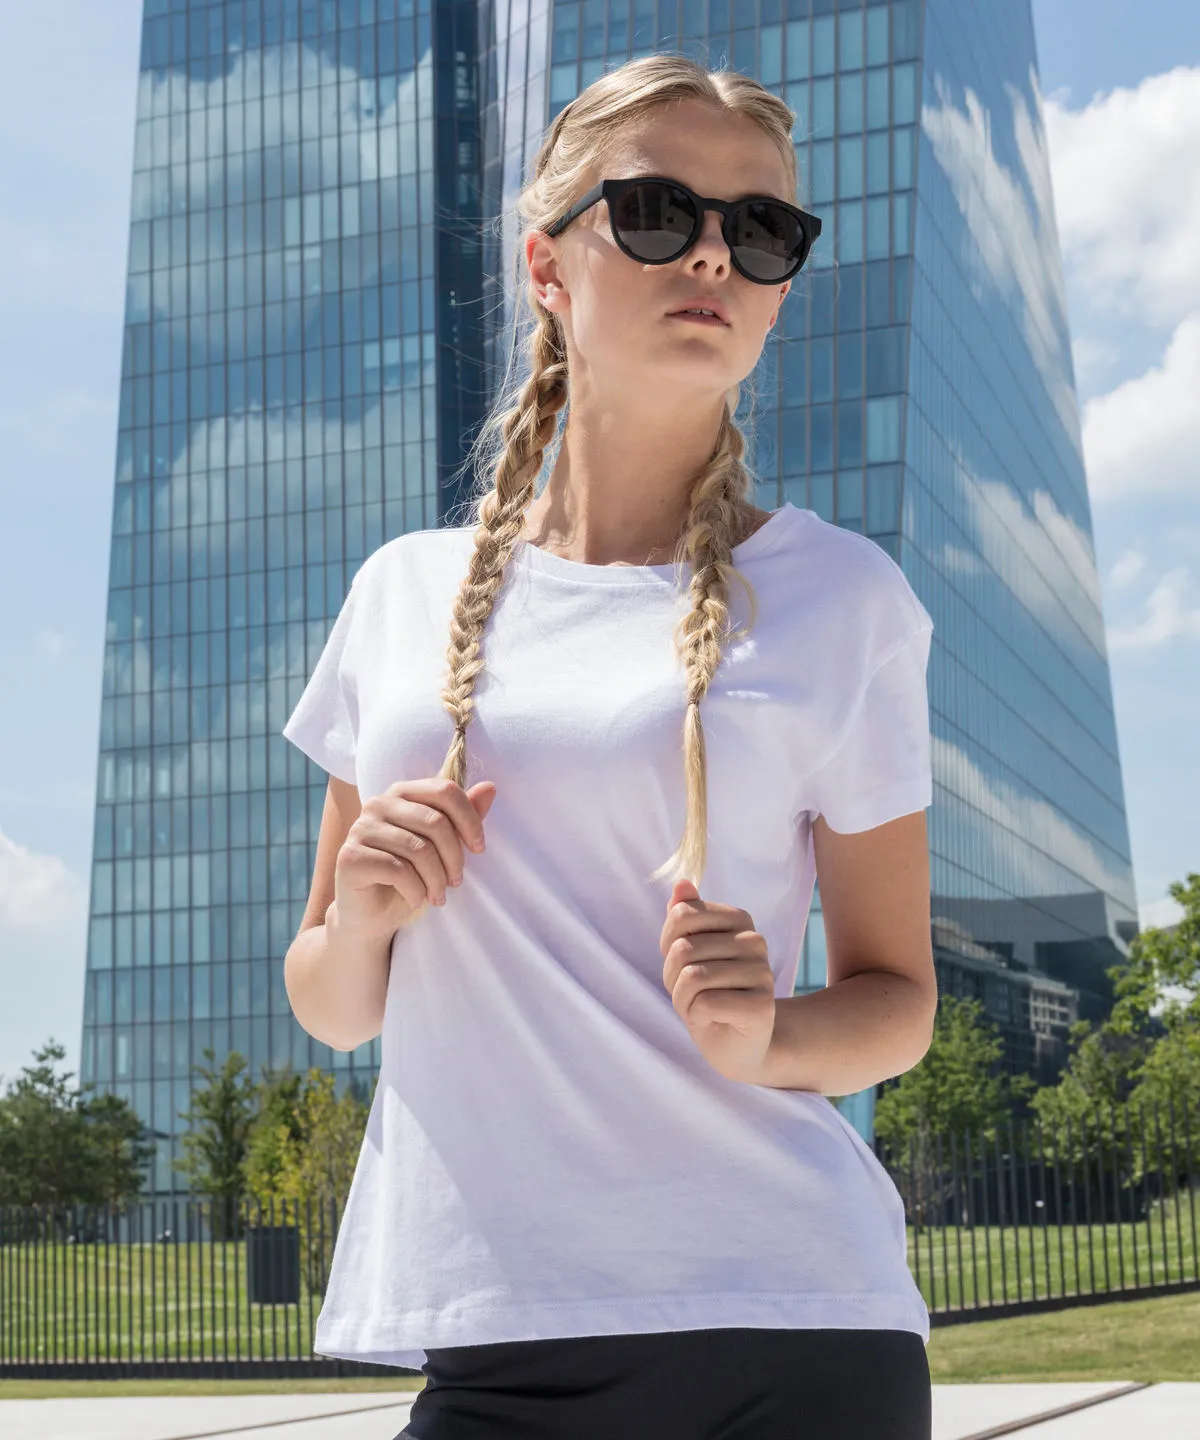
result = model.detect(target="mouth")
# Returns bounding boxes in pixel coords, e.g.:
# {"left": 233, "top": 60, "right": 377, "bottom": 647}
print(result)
{"left": 666, "top": 297, "right": 731, "bottom": 326}
{"left": 667, "top": 309, "right": 730, "bottom": 328}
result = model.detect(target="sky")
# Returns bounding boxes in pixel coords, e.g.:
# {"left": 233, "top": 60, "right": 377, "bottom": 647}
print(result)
{"left": 0, "top": 2, "right": 1196, "bottom": 1088}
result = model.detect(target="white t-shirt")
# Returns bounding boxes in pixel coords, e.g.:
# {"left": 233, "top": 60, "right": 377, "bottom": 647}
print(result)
{"left": 281, "top": 501, "right": 935, "bottom": 1369}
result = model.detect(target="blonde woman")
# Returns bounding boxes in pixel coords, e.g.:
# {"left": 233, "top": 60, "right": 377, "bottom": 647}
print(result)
{"left": 283, "top": 53, "right": 936, "bottom": 1440}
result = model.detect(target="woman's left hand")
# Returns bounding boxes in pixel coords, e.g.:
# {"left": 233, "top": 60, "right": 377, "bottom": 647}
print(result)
{"left": 661, "top": 878, "right": 777, "bottom": 1084}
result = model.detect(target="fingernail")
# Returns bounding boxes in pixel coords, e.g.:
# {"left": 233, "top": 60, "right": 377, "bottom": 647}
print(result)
{"left": 471, "top": 838, "right": 485, "bottom": 853}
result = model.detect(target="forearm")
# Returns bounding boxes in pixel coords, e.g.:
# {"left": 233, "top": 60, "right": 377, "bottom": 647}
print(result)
{"left": 755, "top": 971, "right": 936, "bottom": 1094}
{"left": 283, "top": 900, "right": 393, "bottom": 1052}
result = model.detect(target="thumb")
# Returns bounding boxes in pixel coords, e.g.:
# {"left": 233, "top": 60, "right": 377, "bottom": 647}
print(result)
{"left": 468, "top": 781, "right": 498, "bottom": 820}
{"left": 669, "top": 877, "right": 700, "bottom": 909}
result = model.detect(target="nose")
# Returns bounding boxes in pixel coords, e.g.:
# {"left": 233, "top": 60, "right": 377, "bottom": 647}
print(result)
{"left": 684, "top": 206, "right": 731, "bottom": 273}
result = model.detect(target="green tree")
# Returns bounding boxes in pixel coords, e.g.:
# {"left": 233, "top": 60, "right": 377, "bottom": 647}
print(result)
{"left": 1030, "top": 871, "right": 1200, "bottom": 1181}
{"left": 174, "top": 1048, "right": 256, "bottom": 1238}
{"left": 872, "top": 996, "right": 1037, "bottom": 1229}
{"left": 243, "top": 1064, "right": 306, "bottom": 1212}
{"left": 0, "top": 1040, "right": 153, "bottom": 1208}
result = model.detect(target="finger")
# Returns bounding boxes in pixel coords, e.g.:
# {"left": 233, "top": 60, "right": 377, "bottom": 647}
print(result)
{"left": 391, "top": 777, "right": 488, "bottom": 854}
{"left": 660, "top": 901, "right": 753, "bottom": 957}
{"left": 340, "top": 839, "right": 430, "bottom": 913}
{"left": 361, "top": 805, "right": 453, "bottom": 904}
{"left": 663, "top": 936, "right": 767, "bottom": 993}
{"left": 681, "top": 986, "right": 773, "bottom": 1027}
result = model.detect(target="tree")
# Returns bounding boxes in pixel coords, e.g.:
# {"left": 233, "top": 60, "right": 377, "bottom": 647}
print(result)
{"left": 174, "top": 1048, "right": 256, "bottom": 1239}
{"left": 1030, "top": 870, "right": 1200, "bottom": 1181}
{"left": 244, "top": 1068, "right": 372, "bottom": 1295}
{"left": 0, "top": 1040, "right": 154, "bottom": 1208}
{"left": 872, "top": 996, "right": 1037, "bottom": 1229}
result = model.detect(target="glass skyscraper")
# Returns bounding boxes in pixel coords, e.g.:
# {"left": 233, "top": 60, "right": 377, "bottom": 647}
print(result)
{"left": 82, "top": 0, "right": 1136, "bottom": 1189}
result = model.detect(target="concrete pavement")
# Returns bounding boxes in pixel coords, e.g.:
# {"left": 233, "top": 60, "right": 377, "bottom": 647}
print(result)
{"left": 1, "top": 1381, "right": 1196, "bottom": 1438}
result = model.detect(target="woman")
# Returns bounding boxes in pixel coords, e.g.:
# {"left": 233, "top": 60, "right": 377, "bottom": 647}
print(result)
{"left": 282, "top": 53, "right": 936, "bottom": 1440}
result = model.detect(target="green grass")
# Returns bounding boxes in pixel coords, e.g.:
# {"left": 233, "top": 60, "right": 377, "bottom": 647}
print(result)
{"left": 926, "top": 1287, "right": 1200, "bottom": 1383}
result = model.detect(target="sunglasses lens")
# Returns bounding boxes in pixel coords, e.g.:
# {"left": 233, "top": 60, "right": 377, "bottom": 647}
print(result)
{"left": 612, "top": 182, "right": 808, "bottom": 281}
{"left": 611, "top": 181, "right": 697, "bottom": 261}
{"left": 731, "top": 200, "right": 806, "bottom": 281}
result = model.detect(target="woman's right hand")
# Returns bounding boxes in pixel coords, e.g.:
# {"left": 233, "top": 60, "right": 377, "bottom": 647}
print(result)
{"left": 332, "top": 777, "right": 497, "bottom": 940}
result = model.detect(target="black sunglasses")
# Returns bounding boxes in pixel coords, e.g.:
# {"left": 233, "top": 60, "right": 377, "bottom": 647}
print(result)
{"left": 545, "top": 174, "right": 822, "bottom": 285}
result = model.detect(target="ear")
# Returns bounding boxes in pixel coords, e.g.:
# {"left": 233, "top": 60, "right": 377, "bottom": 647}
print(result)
{"left": 527, "top": 230, "right": 567, "bottom": 313}
{"left": 769, "top": 279, "right": 792, "bottom": 328}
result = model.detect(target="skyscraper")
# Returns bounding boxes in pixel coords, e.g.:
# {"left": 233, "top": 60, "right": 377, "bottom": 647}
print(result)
{"left": 81, "top": 0, "right": 1136, "bottom": 1190}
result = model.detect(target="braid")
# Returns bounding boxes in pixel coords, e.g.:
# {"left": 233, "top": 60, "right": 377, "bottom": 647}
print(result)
{"left": 437, "top": 311, "right": 569, "bottom": 788}
{"left": 647, "top": 397, "right": 761, "bottom": 886}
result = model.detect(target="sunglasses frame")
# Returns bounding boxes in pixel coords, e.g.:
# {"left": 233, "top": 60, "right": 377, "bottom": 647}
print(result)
{"left": 544, "top": 174, "right": 823, "bottom": 285}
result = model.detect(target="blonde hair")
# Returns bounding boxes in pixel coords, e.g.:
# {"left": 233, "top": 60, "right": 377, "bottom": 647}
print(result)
{"left": 438, "top": 54, "right": 800, "bottom": 888}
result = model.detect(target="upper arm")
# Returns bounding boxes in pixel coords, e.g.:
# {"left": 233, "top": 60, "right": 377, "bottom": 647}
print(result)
{"left": 811, "top": 808, "right": 937, "bottom": 1023}
{"left": 296, "top": 775, "right": 362, "bottom": 935}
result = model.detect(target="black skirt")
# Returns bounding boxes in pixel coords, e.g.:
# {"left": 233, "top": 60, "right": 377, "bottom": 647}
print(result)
{"left": 395, "top": 1325, "right": 931, "bottom": 1440}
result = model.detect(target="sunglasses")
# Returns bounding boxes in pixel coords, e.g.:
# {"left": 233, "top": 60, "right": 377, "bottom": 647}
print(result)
{"left": 545, "top": 174, "right": 822, "bottom": 285}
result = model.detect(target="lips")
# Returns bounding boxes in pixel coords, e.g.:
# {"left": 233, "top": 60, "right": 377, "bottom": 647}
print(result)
{"left": 667, "top": 297, "right": 730, "bottom": 325}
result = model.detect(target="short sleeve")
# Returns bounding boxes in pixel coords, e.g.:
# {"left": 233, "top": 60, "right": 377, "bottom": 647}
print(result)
{"left": 807, "top": 621, "right": 934, "bottom": 833}
{"left": 281, "top": 565, "right": 366, "bottom": 786}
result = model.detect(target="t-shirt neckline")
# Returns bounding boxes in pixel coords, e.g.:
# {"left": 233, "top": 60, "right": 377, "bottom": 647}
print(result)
{"left": 512, "top": 502, "right": 804, "bottom": 585}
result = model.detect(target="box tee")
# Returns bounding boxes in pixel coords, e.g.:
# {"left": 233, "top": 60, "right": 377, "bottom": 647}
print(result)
{"left": 281, "top": 501, "right": 935, "bottom": 1368}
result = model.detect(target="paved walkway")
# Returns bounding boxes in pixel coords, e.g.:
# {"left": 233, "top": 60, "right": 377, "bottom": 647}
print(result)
{"left": 1, "top": 1381, "right": 1196, "bottom": 1438}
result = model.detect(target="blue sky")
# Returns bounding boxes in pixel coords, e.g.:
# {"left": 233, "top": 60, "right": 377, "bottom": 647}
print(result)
{"left": 0, "top": 2, "right": 1196, "bottom": 1086}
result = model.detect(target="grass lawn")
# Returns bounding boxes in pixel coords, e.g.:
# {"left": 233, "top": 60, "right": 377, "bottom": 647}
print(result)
{"left": 0, "top": 1290, "right": 1196, "bottom": 1398}
{"left": 926, "top": 1286, "right": 1200, "bottom": 1383}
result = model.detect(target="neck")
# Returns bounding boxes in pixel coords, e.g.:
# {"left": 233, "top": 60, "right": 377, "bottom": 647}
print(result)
{"left": 521, "top": 392, "right": 732, "bottom": 566}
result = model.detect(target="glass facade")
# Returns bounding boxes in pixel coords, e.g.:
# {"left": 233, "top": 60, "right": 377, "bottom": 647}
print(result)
{"left": 82, "top": 0, "right": 1136, "bottom": 1183}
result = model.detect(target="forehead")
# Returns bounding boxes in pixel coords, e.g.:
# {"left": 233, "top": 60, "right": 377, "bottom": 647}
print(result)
{"left": 601, "top": 100, "right": 792, "bottom": 200}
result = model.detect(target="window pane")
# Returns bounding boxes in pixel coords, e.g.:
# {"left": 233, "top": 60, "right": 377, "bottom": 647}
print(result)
{"left": 838, "top": 332, "right": 863, "bottom": 399}
{"left": 893, "top": 126, "right": 914, "bottom": 190}
{"left": 813, "top": 15, "right": 835, "bottom": 74}
{"left": 786, "top": 19, "right": 810, "bottom": 80}
{"left": 811, "top": 404, "right": 833, "bottom": 469}
{"left": 867, "top": 327, "right": 905, "bottom": 394}
{"left": 866, "top": 5, "right": 888, "bottom": 66}
{"left": 893, "top": 63, "right": 916, "bottom": 126}
{"left": 838, "top": 10, "right": 864, "bottom": 70}
{"left": 837, "top": 404, "right": 863, "bottom": 468}
{"left": 866, "top": 67, "right": 889, "bottom": 129}
{"left": 837, "top": 200, "right": 863, "bottom": 263}
{"left": 812, "top": 76, "right": 834, "bottom": 136}
{"left": 838, "top": 137, "right": 863, "bottom": 199}
{"left": 810, "top": 336, "right": 834, "bottom": 402}
{"left": 867, "top": 131, "right": 889, "bottom": 193}
{"left": 866, "top": 195, "right": 890, "bottom": 259}
{"left": 866, "top": 395, "right": 902, "bottom": 462}
{"left": 838, "top": 72, "right": 863, "bottom": 133}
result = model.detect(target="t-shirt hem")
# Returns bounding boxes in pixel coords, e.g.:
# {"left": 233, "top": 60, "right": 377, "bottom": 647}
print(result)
{"left": 313, "top": 1289, "right": 931, "bottom": 1367}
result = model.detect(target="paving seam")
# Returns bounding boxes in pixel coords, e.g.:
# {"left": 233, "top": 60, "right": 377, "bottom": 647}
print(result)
{"left": 156, "top": 1396, "right": 417, "bottom": 1440}
{"left": 952, "top": 1381, "right": 1154, "bottom": 1439}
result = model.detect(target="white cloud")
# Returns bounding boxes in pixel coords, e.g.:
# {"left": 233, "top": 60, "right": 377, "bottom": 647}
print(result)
{"left": 1139, "top": 893, "right": 1185, "bottom": 930}
{"left": 0, "top": 825, "right": 88, "bottom": 1087}
{"left": 1044, "top": 66, "right": 1200, "bottom": 328}
{"left": 1109, "top": 549, "right": 1146, "bottom": 591}
{"left": 1107, "top": 567, "right": 1200, "bottom": 651}
{"left": 1080, "top": 313, "right": 1200, "bottom": 501}
{"left": 922, "top": 65, "right": 1081, "bottom": 452}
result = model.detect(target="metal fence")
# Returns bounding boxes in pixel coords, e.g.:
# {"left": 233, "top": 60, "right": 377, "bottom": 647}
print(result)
{"left": 2, "top": 1095, "right": 1197, "bottom": 1376}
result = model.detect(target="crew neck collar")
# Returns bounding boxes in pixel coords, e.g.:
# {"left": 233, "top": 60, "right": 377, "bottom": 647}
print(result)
{"left": 509, "top": 502, "right": 804, "bottom": 586}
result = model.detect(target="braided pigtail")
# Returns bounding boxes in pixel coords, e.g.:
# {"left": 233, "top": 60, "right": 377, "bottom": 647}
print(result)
{"left": 646, "top": 394, "right": 761, "bottom": 886}
{"left": 437, "top": 310, "right": 569, "bottom": 788}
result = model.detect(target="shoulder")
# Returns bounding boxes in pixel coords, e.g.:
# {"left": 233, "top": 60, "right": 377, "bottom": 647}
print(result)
{"left": 351, "top": 524, "right": 473, "bottom": 596}
{"left": 801, "top": 512, "right": 931, "bottom": 637}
